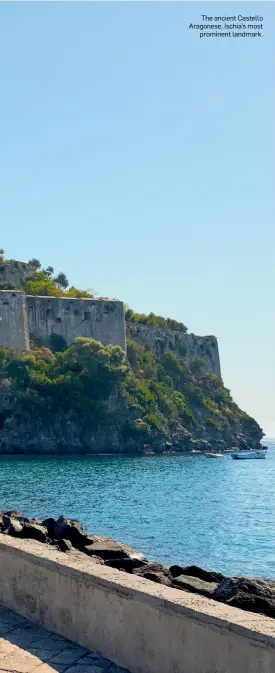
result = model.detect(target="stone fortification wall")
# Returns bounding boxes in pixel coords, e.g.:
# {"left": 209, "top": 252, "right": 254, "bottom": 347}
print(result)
{"left": 0, "top": 291, "right": 30, "bottom": 351}
{"left": 0, "top": 287, "right": 220, "bottom": 377}
{"left": 27, "top": 295, "right": 126, "bottom": 350}
{"left": 126, "top": 323, "right": 221, "bottom": 377}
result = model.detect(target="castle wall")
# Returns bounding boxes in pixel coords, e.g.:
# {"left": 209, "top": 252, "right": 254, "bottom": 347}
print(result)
{"left": 0, "top": 291, "right": 30, "bottom": 351}
{"left": 27, "top": 296, "right": 126, "bottom": 350}
{"left": 126, "top": 323, "right": 221, "bottom": 377}
{"left": 0, "top": 288, "right": 221, "bottom": 377}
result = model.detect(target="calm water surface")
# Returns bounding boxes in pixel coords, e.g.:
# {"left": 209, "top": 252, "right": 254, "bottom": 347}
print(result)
{"left": 0, "top": 440, "right": 274, "bottom": 578}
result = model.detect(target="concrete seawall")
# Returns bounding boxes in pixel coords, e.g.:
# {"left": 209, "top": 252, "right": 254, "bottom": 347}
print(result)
{"left": 0, "top": 536, "right": 275, "bottom": 673}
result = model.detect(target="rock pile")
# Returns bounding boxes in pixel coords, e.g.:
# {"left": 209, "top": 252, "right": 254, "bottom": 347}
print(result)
{"left": 1, "top": 511, "right": 274, "bottom": 620}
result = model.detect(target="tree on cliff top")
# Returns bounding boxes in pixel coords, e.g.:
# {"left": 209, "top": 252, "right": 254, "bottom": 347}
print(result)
{"left": 24, "top": 271, "right": 61, "bottom": 297}
{"left": 54, "top": 272, "right": 69, "bottom": 290}
{"left": 28, "top": 258, "right": 41, "bottom": 270}
{"left": 125, "top": 307, "right": 188, "bottom": 333}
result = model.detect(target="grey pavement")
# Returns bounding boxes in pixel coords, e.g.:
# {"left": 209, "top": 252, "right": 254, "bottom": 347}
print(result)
{"left": 0, "top": 604, "right": 129, "bottom": 673}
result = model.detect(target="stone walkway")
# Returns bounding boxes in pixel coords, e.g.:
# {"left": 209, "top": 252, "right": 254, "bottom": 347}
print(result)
{"left": 0, "top": 604, "right": 129, "bottom": 673}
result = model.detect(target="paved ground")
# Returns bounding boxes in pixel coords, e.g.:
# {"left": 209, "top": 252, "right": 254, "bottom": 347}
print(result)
{"left": 0, "top": 604, "right": 129, "bottom": 673}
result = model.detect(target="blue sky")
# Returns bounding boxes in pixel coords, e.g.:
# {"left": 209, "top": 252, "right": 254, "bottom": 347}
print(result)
{"left": 0, "top": 3, "right": 274, "bottom": 437}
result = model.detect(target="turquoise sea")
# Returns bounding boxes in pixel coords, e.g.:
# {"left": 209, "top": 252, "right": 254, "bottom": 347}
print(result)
{"left": 0, "top": 439, "right": 274, "bottom": 579}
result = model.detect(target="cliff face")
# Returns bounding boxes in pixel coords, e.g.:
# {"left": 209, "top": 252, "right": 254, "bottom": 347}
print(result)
{"left": 0, "top": 261, "right": 30, "bottom": 288}
{"left": 0, "top": 337, "right": 263, "bottom": 455}
{"left": 126, "top": 323, "right": 221, "bottom": 378}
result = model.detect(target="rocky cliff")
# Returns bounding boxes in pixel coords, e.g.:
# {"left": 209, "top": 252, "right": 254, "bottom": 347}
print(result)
{"left": 0, "top": 336, "right": 263, "bottom": 455}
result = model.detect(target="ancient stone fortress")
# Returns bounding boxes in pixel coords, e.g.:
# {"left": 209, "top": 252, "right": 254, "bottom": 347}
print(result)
{"left": 0, "top": 290, "right": 221, "bottom": 377}
{"left": 0, "top": 291, "right": 126, "bottom": 352}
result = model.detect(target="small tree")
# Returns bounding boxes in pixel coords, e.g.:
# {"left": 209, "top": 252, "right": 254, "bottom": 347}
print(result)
{"left": 0, "top": 248, "right": 4, "bottom": 262}
{"left": 45, "top": 266, "right": 54, "bottom": 277}
{"left": 28, "top": 258, "right": 41, "bottom": 270}
{"left": 54, "top": 271, "right": 69, "bottom": 289}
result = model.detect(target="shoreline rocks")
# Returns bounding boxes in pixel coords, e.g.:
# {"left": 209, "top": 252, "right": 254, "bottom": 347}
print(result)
{"left": 0, "top": 510, "right": 274, "bottom": 620}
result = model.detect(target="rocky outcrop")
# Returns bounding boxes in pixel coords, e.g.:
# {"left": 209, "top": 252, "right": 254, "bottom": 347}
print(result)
{"left": 0, "top": 410, "right": 263, "bottom": 456}
{"left": 0, "top": 261, "right": 29, "bottom": 289}
{"left": 43, "top": 515, "right": 92, "bottom": 550}
{"left": 83, "top": 541, "right": 131, "bottom": 560}
{"left": 213, "top": 577, "right": 275, "bottom": 618}
{"left": 170, "top": 564, "right": 225, "bottom": 583}
{"left": 172, "top": 575, "right": 218, "bottom": 598}
{"left": 1, "top": 510, "right": 274, "bottom": 620}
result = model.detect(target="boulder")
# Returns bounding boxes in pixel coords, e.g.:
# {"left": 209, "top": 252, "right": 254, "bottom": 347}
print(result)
{"left": 42, "top": 517, "right": 56, "bottom": 539}
{"left": 58, "top": 539, "right": 73, "bottom": 552}
{"left": 213, "top": 576, "right": 275, "bottom": 608}
{"left": 7, "top": 518, "right": 23, "bottom": 537}
{"left": 87, "top": 555, "right": 105, "bottom": 565}
{"left": 104, "top": 558, "right": 148, "bottom": 573}
{"left": 172, "top": 575, "right": 218, "bottom": 598}
{"left": 170, "top": 564, "right": 225, "bottom": 583}
{"left": 3, "top": 511, "right": 29, "bottom": 527}
{"left": 133, "top": 563, "right": 173, "bottom": 586}
{"left": 84, "top": 541, "right": 130, "bottom": 560}
{"left": 227, "top": 591, "right": 275, "bottom": 618}
{"left": 21, "top": 523, "right": 48, "bottom": 543}
{"left": 48, "top": 516, "right": 91, "bottom": 550}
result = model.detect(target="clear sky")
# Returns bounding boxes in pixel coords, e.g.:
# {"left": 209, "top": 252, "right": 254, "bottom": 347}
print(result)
{"left": 0, "top": 3, "right": 274, "bottom": 437}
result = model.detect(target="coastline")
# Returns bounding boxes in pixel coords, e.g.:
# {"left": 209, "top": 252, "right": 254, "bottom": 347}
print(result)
{"left": 1, "top": 510, "right": 275, "bottom": 621}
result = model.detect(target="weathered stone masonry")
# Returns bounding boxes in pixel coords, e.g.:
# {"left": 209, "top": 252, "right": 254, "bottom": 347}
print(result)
{"left": 27, "top": 295, "right": 126, "bottom": 350}
{"left": 126, "top": 322, "right": 221, "bottom": 377}
{"left": 0, "top": 291, "right": 221, "bottom": 377}
{"left": 0, "top": 291, "right": 30, "bottom": 351}
{"left": 0, "top": 291, "right": 126, "bottom": 352}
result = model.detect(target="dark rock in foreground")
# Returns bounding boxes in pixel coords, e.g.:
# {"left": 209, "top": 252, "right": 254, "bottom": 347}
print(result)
{"left": 133, "top": 563, "right": 173, "bottom": 586}
{"left": 7, "top": 518, "right": 23, "bottom": 537}
{"left": 214, "top": 577, "right": 275, "bottom": 618}
{"left": 170, "top": 564, "right": 225, "bottom": 583}
{"left": 48, "top": 516, "right": 92, "bottom": 550}
{"left": 172, "top": 575, "right": 218, "bottom": 598}
{"left": 227, "top": 592, "right": 275, "bottom": 618}
{"left": 84, "top": 541, "right": 131, "bottom": 560}
{"left": 21, "top": 523, "right": 48, "bottom": 543}
{"left": 58, "top": 538, "right": 73, "bottom": 552}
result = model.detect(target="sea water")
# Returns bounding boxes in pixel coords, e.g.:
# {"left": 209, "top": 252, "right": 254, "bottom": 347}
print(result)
{"left": 0, "top": 440, "right": 274, "bottom": 578}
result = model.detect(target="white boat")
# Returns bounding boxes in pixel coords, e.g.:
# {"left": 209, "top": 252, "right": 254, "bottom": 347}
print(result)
{"left": 231, "top": 449, "right": 268, "bottom": 460}
{"left": 205, "top": 452, "right": 224, "bottom": 458}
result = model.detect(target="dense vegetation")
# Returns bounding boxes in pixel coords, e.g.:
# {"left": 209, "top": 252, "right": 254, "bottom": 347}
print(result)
{"left": 0, "top": 254, "right": 94, "bottom": 298}
{"left": 0, "top": 337, "right": 262, "bottom": 453}
{"left": 125, "top": 308, "right": 187, "bottom": 333}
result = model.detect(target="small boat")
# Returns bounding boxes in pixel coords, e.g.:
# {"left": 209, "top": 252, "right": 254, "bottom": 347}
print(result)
{"left": 205, "top": 452, "right": 224, "bottom": 458}
{"left": 231, "top": 449, "right": 268, "bottom": 460}
{"left": 191, "top": 449, "right": 203, "bottom": 454}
